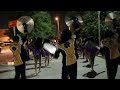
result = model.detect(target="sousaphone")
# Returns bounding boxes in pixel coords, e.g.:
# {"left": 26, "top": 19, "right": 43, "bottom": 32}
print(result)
{"left": 43, "top": 43, "right": 57, "bottom": 55}
{"left": 65, "top": 11, "right": 83, "bottom": 33}
{"left": 16, "top": 16, "right": 34, "bottom": 34}
{"left": 105, "top": 11, "right": 120, "bottom": 30}
{"left": 104, "top": 12, "right": 120, "bottom": 60}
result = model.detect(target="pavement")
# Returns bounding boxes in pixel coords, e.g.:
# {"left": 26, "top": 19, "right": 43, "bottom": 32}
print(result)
{"left": 0, "top": 46, "right": 120, "bottom": 79}
{"left": 0, "top": 54, "right": 120, "bottom": 79}
{"left": 0, "top": 46, "right": 13, "bottom": 64}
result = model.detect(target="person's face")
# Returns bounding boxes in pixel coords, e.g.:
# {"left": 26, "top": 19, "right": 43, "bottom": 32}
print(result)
{"left": 51, "top": 39, "right": 57, "bottom": 46}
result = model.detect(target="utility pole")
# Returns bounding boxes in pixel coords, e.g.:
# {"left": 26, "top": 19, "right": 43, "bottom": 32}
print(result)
{"left": 98, "top": 11, "right": 101, "bottom": 47}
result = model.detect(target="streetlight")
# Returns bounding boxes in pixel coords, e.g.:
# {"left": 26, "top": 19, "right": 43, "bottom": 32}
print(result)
{"left": 55, "top": 16, "right": 60, "bottom": 38}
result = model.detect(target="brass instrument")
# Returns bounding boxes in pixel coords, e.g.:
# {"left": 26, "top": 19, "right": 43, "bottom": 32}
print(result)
{"left": 16, "top": 16, "right": 34, "bottom": 50}
{"left": 16, "top": 16, "right": 34, "bottom": 34}
{"left": 104, "top": 12, "right": 120, "bottom": 59}
{"left": 65, "top": 11, "right": 83, "bottom": 33}
{"left": 105, "top": 11, "right": 120, "bottom": 30}
{"left": 43, "top": 43, "right": 57, "bottom": 54}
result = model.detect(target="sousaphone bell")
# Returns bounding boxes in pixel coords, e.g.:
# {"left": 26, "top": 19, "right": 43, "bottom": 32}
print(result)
{"left": 65, "top": 11, "right": 83, "bottom": 33}
{"left": 16, "top": 16, "right": 34, "bottom": 34}
{"left": 43, "top": 43, "right": 57, "bottom": 55}
{"left": 105, "top": 12, "right": 120, "bottom": 30}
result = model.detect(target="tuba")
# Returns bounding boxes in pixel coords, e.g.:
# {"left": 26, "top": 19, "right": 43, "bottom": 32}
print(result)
{"left": 65, "top": 11, "right": 83, "bottom": 34}
{"left": 104, "top": 11, "right": 120, "bottom": 59}
{"left": 105, "top": 11, "right": 120, "bottom": 30}
{"left": 16, "top": 16, "right": 34, "bottom": 34}
{"left": 10, "top": 16, "right": 34, "bottom": 65}
{"left": 16, "top": 16, "right": 34, "bottom": 45}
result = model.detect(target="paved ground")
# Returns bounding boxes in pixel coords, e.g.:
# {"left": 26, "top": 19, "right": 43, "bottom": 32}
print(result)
{"left": 0, "top": 46, "right": 13, "bottom": 64}
{"left": 0, "top": 55, "right": 120, "bottom": 79}
{"left": 0, "top": 46, "right": 120, "bottom": 79}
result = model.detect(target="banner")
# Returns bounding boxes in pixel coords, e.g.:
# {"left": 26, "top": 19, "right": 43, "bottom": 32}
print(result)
{"left": 8, "top": 20, "right": 17, "bottom": 28}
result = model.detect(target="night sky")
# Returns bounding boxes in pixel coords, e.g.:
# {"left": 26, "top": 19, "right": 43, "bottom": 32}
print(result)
{"left": 0, "top": 11, "right": 82, "bottom": 31}
{"left": 0, "top": 11, "right": 68, "bottom": 30}
{"left": 0, "top": 11, "right": 18, "bottom": 29}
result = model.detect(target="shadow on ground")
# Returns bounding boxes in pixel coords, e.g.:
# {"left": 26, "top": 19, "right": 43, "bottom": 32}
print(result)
{"left": 26, "top": 66, "right": 51, "bottom": 71}
{"left": 83, "top": 70, "right": 106, "bottom": 78}
{"left": 0, "top": 69, "right": 14, "bottom": 73}
{"left": 0, "top": 65, "right": 51, "bottom": 74}
{"left": 26, "top": 71, "right": 41, "bottom": 78}
{"left": 82, "top": 64, "right": 99, "bottom": 68}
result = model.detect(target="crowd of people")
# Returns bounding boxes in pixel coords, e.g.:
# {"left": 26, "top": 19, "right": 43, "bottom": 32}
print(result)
{"left": 9, "top": 21, "right": 120, "bottom": 79}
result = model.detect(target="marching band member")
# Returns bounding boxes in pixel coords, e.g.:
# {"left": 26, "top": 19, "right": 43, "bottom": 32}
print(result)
{"left": 102, "top": 30, "right": 120, "bottom": 79}
{"left": 10, "top": 36, "right": 26, "bottom": 79}
{"left": 54, "top": 29, "right": 78, "bottom": 79}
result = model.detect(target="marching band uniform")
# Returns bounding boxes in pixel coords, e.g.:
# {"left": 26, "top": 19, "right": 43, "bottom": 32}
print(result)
{"left": 102, "top": 33, "right": 120, "bottom": 79}
{"left": 54, "top": 30, "right": 78, "bottom": 79}
{"left": 10, "top": 37, "right": 26, "bottom": 79}
{"left": 10, "top": 42, "right": 23, "bottom": 66}
{"left": 84, "top": 38, "right": 98, "bottom": 71}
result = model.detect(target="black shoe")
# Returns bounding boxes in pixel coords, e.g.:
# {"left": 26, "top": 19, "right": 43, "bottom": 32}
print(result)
{"left": 83, "top": 60, "right": 88, "bottom": 63}
{"left": 86, "top": 64, "right": 91, "bottom": 68}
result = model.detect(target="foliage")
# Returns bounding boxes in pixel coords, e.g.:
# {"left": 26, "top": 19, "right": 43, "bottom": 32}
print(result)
{"left": 29, "top": 11, "right": 55, "bottom": 39}
{"left": 4, "top": 11, "right": 55, "bottom": 40}
{"left": 82, "top": 11, "right": 110, "bottom": 39}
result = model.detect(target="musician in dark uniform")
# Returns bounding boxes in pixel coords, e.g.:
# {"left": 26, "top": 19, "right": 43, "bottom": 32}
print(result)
{"left": 102, "top": 29, "right": 120, "bottom": 79}
{"left": 84, "top": 36, "right": 99, "bottom": 72}
{"left": 54, "top": 29, "right": 78, "bottom": 79}
{"left": 10, "top": 36, "right": 26, "bottom": 79}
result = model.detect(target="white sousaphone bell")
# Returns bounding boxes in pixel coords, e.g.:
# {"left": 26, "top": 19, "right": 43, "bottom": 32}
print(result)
{"left": 16, "top": 16, "right": 34, "bottom": 34}
{"left": 43, "top": 43, "right": 57, "bottom": 55}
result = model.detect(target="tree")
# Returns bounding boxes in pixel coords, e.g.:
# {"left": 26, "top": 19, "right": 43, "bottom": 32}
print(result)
{"left": 5, "top": 11, "right": 55, "bottom": 40}
{"left": 82, "top": 11, "right": 109, "bottom": 39}
{"left": 29, "top": 11, "right": 55, "bottom": 39}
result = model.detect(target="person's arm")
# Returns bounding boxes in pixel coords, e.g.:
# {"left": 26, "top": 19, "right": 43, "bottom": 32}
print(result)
{"left": 17, "top": 34, "right": 23, "bottom": 45}
{"left": 22, "top": 34, "right": 27, "bottom": 44}
{"left": 102, "top": 38, "right": 114, "bottom": 49}
{"left": 74, "top": 38, "right": 79, "bottom": 59}
{"left": 101, "top": 38, "right": 109, "bottom": 47}
{"left": 54, "top": 48, "right": 61, "bottom": 59}
{"left": 28, "top": 42, "right": 34, "bottom": 51}
{"left": 18, "top": 42, "right": 21, "bottom": 51}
